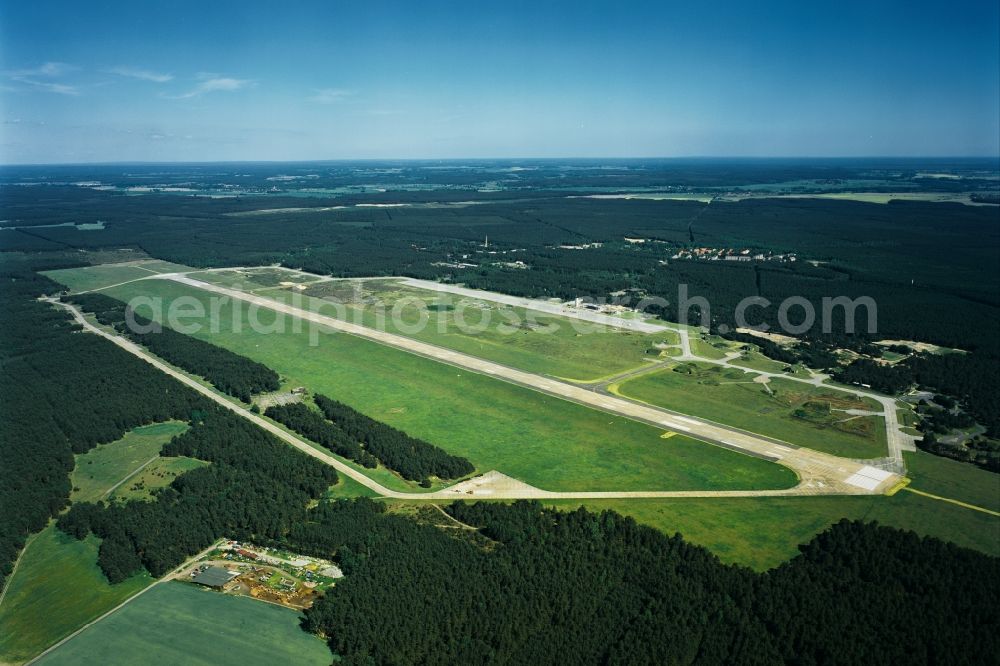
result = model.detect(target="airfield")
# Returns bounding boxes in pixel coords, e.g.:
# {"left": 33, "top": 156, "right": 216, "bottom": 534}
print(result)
{"left": 4, "top": 258, "right": 997, "bottom": 664}
{"left": 46, "top": 260, "right": 912, "bottom": 499}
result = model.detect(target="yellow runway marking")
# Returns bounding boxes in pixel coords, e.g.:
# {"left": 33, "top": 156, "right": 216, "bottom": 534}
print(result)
{"left": 884, "top": 477, "right": 911, "bottom": 496}
{"left": 660, "top": 431, "right": 676, "bottom": 439}
{"left": 902, "top": 487, "right": 1000, "bottom": 517}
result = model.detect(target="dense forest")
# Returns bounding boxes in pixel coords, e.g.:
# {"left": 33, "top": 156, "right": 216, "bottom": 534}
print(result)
{"left": 57, "top": 408, "right": 337, "bottom": 581}
{"left": 267, "top": 396, "right": 474, "bottom": 482}
{"left": 5, "top": 183, "right": 997, "bottom": 467}
{"left": 64, "top": 292, "right": 280, "bottom": 402}
{"left": 57, "top": 481, "right": 1000, "bottom": 664}
{"left": 295, "top": 499, "right": 999, "bottom": 665}
{"left": 265, "top": 402, "right": 379, "bottom": 468}
{"left": 2, "top": 167, "right": 999, "bottom": 658}
{"left": 0, "top": 264, "right": 208, "bottom": 590}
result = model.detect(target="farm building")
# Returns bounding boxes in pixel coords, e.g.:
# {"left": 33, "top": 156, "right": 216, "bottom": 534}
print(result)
{"left": 191, "top": 566, "right": 239, "bottom": 589}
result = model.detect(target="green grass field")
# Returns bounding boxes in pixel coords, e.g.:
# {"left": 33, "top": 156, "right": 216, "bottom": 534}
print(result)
{"left": 363, "top": 473, "right": 998, "bottom": 571}
{"left": 614, "top": 363, "right": 887, "bottom": 457}
{"left": 688, "top": 337, "right": 732, "bottom": 360}
{"left": 0, "top": 525, "right": 153, "bottom": 664}
{"left": 46, "top": 270, "right": 798, "bottom": 493}
{"left": 266, "top": 277, "right": 680, "bottom": 382}
{"left": 50, "top": 264, "right": 158, "bottom": 293}
{"left": 70, "top": 422, "right": 189, "bottom": 503}
{"left": 110, "top": 456, "right": 208, "bottom": 502}
{"left": 729, "top": 351, "right": 792, "bottom": 374}
{"left": 48, "top": 264, "right": 681, "bottom": 382}
{"left": 903, "top": 449, "right": 1000, "bottom": 513}
{"left": 549, "top": 490, "right": 999, "bottom": 571}
{"left": 35, "top": 582, "right": 330, "bottom": 666}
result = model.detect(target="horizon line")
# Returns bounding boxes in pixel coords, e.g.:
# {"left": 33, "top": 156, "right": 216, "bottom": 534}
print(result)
{"left": 2, "top": 155, "right": 999, "bottom": 167}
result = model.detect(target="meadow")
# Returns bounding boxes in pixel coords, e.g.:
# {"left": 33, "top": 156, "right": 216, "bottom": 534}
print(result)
{"left": 1, "top": 422, "right": 201, "bottom": 663}
{"left": 49, "top": 263, "right": 158, "bottom": 293}
{"left": 550, "top": 489, "right": 998, "bottom": 571}
{"left": 70, "top": 422, "right": 190, "bottom": 503}
{"left": 50, "top": 264, "right": 684, "bottom": 383}
{"left": 902, "top": 449, "right": 1000, "bottom": 513}
{"left": 201, "top": 271, "right": 681, "bottom": 382}
{"left": 365, "top": 447, "right": 997, "bottom": 570}
{"left": 614, "top": 363, "right": 887, "bottom": 458}
{"left": 110, "top": 456, "right": 208, "bottom": 502}
{"left": 0, "top": 525, "right": 152, "bottom": 664}
{"left": 35, "top": 582, "right": 330, "bottom": 666}
{"left": 59, "top": 272, "right": 798, "bottom": 493}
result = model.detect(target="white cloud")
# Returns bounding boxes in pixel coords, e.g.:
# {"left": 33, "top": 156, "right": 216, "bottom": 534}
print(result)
{"left": 309, "top": 88, "right": 354, "bottom": 104}
{"left": 107, "top": 66, "right": 173, "bottom": 83}
{"left": 4, "top": 62, "right": 76, "bottom": 77}
{"left": 3, "top": 62, "right": 80, "bottom": 94}
{"left": 168, "top": 77, "right": 255, "bottom": 99}
{"left": 11, "top": 77, "right": 80, "bottom": 95}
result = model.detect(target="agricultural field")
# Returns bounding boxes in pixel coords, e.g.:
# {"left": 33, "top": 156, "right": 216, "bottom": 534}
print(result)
{"left": 35, "top": 582, "right": 330, "bottom": 666}
{"left": 50, "top": 271, "right": 798, "bottom": 493}
{"left": 0, "top": 525, "right": 153, "bottom": 664}
{"left": 70, "top": 422, "right": 190, "bottom": 503}
{"left": 614, "top": 363, "right": 887, "bottom": 458}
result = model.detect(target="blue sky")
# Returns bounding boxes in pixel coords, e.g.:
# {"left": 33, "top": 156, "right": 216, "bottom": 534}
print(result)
{"left": 1, "top": 1, "right": 998, "bottom": 163}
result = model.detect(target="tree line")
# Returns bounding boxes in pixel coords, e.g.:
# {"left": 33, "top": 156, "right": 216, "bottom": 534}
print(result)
{"left": 65, "top": 292, "right": 280, "bottom": 402}
{"left": 57, "top": 408, "right": 337, "bottom": 582}
{"left": 266, "top": 396, "right": 474, "bottom": 483}
{"left": 0, "top": 266, "right": 207, "bottom": 591}
{"left": 265, "top": 402, "right": 379, "bottom": 468}
{"left": 314, "top": 394, "right": 475, "bottom": 482}
{"left": 296, "top": 499, "right": 999, "bottom": 665}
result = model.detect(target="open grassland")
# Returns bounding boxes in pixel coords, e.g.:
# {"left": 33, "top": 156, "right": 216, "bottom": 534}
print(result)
{"left": 97, "top": 278, "right": 796, "bottom": 492}
{"left": 347, "top": 485, "right": 998, "bottom": 571}
{"left": 0, "top": 525, "right": 152, "bottom": 664}
{"left": 268, "top": 277, "right": 680, "bottom": 381}
{"left": 48, "top": 264, "right": 158, "bottom": 293}
{"left": 45, "top": 262, "right": 189, "bottom": 292}
{"left": 70, "top": 422, "right": 189, "bottom": 503}
{"left": 729, "top": 351, "right": 796, "bottom": 374}
{"left": 110, "top": 456, "right": 208, "bottom": 502}
{"left": 189, "top": 267, "right": 321, "bottom": 287}
{"left": 615, "top": 363, "right": 886, "bottom": 458}
{"left": 48, "top": 264, "right": 683, "bottom": 382}
{"left": 903, "top": 450, "right": 1000, "bottom": 513}
{"left": 689, "top": 337, "right": 732, "bottom": 359}
{"left": 35, "top": 582, "right": 330, "bottom": 666}
{"left": 548, "top": 490, "right": 999, "bottom": 571}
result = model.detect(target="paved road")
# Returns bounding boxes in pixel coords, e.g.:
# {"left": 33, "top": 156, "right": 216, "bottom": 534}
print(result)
{"left": 105, "top": 277, "right": 902, "bottom": 496}
{"left": 670, "top": 327, "right": 911, "bottom": 470}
